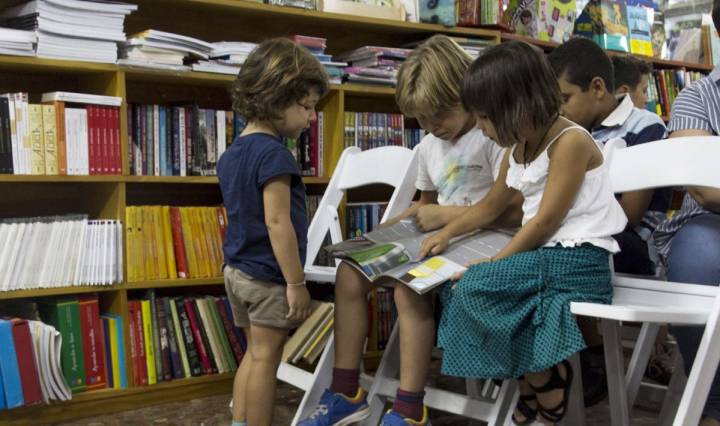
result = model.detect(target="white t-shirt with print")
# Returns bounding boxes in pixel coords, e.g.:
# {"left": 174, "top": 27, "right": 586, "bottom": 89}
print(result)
{"left": 415, "top": 127, "right": 505, "bottom": 207}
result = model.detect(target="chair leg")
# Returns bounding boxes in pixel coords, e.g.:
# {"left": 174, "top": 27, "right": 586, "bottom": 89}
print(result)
{"left": 363, "top": 321, "right": 401, "bottom": 426}
{"left": 602, "top": 319, "right": 631, "bottom": 426}
{"left": 626, "top": 323, "right": 660, "bottom": 407}
{"left": 467, "top": 379, "right": 483, "bottom": 426}
{"left": 562, "top": 352, "right": 586, "bottom": 426}
{"left": 290, "top": 334, "right": 336, "bottom": 425}
{"left": 658, "top": 355, "right": 687, "bottom": 426}
{"left": 488, "top": 380, "right": 518, "bottom": 426}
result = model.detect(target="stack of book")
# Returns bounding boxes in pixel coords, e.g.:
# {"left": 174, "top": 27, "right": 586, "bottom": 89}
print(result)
{"left": 0, "top": 91, "right": 123, "bottom": 176}
{"left": 0, "top": 27, "right": 35, "bottom": 56}
{"left": 0, "top": 215, "right": 123, "bottom": 292}
{"left": 282, "top": 301, "right": 334, "bottom": 365}
{"left": 128, "top": 104, "right": 244, "bottom": 177}
{"left": 292, "top": 35, "right": 346, "bottom": 85}
{"left": 0, "top": 317, "right": 71, "bottom": 410}
{"left": 127, "top": 292, "right": 246, "bottom": 386}
{"left": 119, "top": 29, "right": 213, "bottom": 72}
{"left": 125, "top": 205, "right": 227, "bottom": 282}
{"left": 337, "top": 46, "right": 411, "bottom": 86}
{"left": 0, "top": 0, "right": 137, "bottom": 63}
{"left": 193, "top": 41, "right": 257, "bottom": 75}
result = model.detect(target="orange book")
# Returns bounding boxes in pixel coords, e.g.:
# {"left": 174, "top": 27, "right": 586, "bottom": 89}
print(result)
{"left": 179, "top": 208, "right": 199, "bottom": 278}
{"left": 169, "top": 207, "right": 189, "bottom": 278}
{"left": 161, "top": 206, "right": 178, "bottom": 279}
{"left": 190, "top": 207, "right": 212, "bottom": 278}
{"left": 152, "top": 206, "right": 168, "bottom": 280}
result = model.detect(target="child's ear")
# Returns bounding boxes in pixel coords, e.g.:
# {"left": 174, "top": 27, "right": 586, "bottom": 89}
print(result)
{"left": 615, "top": 84, "right": 631, "bottom": 95}
{"left": 589, "top": 76, "right": 610, "bottom": 100}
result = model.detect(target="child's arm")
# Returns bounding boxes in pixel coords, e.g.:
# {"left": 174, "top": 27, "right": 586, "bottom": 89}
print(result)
{"left": 263, "top": 175, "right": 312, "bottom": 322}
{"left": 491, "top": 133, "right": 600, "bottom": 261}
{"left": 418, "top": 150, "right": 515, "bottom": 258}
{"left": 377, "top": 190, "right": 437, "bottom": 229}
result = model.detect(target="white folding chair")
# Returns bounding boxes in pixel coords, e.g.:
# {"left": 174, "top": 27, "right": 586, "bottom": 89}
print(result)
{"left": 276, "top": 145, "right": 419, "bottom": 426}
{"left": 570, "top": 136, "right": 720, "bottom": 426}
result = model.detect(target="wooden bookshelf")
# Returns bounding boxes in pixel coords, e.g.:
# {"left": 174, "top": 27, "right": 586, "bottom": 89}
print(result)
{"left": 0, "top": 1, "right": 707, "bottom": 423}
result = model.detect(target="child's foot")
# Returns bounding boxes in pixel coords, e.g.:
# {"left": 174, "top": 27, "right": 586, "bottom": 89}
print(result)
{"left": 380, "top": 406, "right": 431, "bottom": 425}
{"left": 528, "top": 360, "right": 573, "bottom": 425}
{"left": 297, "top": 388, "right": 370, "bottom": 426}
{"left": 512, "top": 393, "right": 537, "bottom": 425}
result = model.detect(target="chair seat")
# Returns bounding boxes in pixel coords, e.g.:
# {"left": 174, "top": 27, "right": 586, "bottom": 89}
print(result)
{"left": 570, "top": 301, "right": 709, "bottom": 325}
{"left": 304, "top": 265, "right": 337, "bottom": 283}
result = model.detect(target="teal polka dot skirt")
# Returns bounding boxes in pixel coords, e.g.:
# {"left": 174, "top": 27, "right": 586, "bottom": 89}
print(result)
{"left": 437, "top": 244, "right": 612, "bottom": 379}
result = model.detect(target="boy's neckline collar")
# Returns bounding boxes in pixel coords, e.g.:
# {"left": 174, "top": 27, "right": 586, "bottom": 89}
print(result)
{"left": 598, "top": 94, "right": 634, "bottom": 129}
{"left": 241, "top": 131, "right": 284, "bottom": 143}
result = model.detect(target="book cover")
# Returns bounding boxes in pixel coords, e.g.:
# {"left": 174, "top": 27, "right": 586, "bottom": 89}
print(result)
{"left": 78, "top": 295, "right": 107, "bottom": 390}
{"left": 195, "top": 298, "right": 225, "bottom": 373}
{"left": 101, "top": 316, "right": 115, "bottom": 389}
{"left": 10, "top": 318, "right": 43, "bottom": 405}
{"left": 168, "top": 297, "right": 191, "bottom": 378}
{"left": 0, "top": 319, "right": 24, "bottom": 408}
{"left": 537, "top": 0, "right": 576, "bottom": 43}
{"left": 596, "top": 0, "right": 630, "bottom": 51}
{"left": 205, "top": 297, "right": 237, "bottom": 371}
{"left": 38, "top": 298, "right": 86, "bottom": 393}
{"left": 183, "top": 298, "right": 213, "bottom": 375}
{"left": 215, "top": 297, "right": 244, "bottom": 364}
{"left": 175, "top": 298, "right": 204, "bottom": 376}
{"left": 162, "top": 297, "right": 184, "bottom": 379}
{"left": 626, "top": 3, "right": 653, "bottom": 56}
{"left": 140, "top": 299, "right": 157, "bottom": 385}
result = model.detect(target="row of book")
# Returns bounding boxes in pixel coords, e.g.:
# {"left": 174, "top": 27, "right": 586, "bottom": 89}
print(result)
{"left": 0, "top": 92, "right": 122, "bottom": 176}
{"left": 125, "top": 206, "right": 227, "bottom": 283}
{"left": 128, "top": 293, "right": 246, "bottom": 386}
{"left": 0, "top": 317, "right": 70, "bottom": 410}
{"left": 285, "top": 112, "right": 324, "bottom": 177}
{"left": 343, "top": 112, "right": 409, "bottom": 150}
{"left": 647, "top": 69, "right": 704, "bottom": 118}
{"left": 367, "top": 287, "right": 396, "bottom": 352}
{"left": 0, "top": 216, "right": 122, "bottom": 292}
{"left": 346, "top": 202, "right": 388, "bottom": 240}
{"left": 128, "top": 104, "right": 245, "bottom": 177}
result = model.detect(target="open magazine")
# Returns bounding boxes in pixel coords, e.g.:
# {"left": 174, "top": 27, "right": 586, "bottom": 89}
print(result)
{"left": 325, "top": 220, "right": 513, "bottom": 294}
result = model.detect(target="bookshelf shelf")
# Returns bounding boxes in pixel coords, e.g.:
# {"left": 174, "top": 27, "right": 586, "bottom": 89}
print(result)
{"left": 0, "top": 285, "right": 122, "bottom": 300}
{"left": 501, "top": 33, "right": 714, "bottom": 72}
{"left": 124, "top": 277, "right": 224, "bottom": 290}
{"left": 0, "top": 175, "right": 124, "bottom": 183}
{"left": 0, "top": 373, "right": 234, "bottom": 425}
{"left": 0, "top": 55, "right": 117, "bottom": 74}
{"left": 342, "top": 83, "right": 396, "bottom": 97}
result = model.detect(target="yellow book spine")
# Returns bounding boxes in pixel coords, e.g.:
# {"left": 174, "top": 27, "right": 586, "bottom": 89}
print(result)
{"left": 303, "top": 318, "right": 334, "bottom": 361}
{"left": 108, "top": 316, "right": 121, "bottom": 389}
{"left": 41, "top": 104, "right": 58, "bottom": 175}
{"left": 134, "top": 206, "right": 146, "bottom": 281}
{"left": 161, "top": 206, "right": 178, "bottom": 279}
{"left": 190, "top": 208, "right": 210, "bottom": 278}
{"left": 28, "top": 104, "right": 45, "bottom": 175}
{"left": 200, "top": 208, "right": 221, "bottom": 276}
{"left": 207, "top": 208, "right": 224, "bottom": 276}
{"left": 141, "top": 300, "right": 157, "bottom": 385}
{"left": 125, "top": 206, "right": 136, "bottom": 282}
{"left": 152, "top": 205, "right": 168, "bottom": 279}
{"left": 179, "top": 207, "right": 198, "bottom": 278}
{"left": 143, "top": 206, "right": 158, "bottom": 280}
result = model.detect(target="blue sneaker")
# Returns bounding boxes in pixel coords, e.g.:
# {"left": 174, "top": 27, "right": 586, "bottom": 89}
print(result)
{"left": 380, "top": 407, "right": 431, "bottom": 426}
{"left": 298, "top": 388, "right": 370, "bottom": 426}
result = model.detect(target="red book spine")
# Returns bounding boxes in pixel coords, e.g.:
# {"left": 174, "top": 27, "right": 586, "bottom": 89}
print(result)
{"left": 214, "top": 298, "right": 244, "bottom": 364}
{"left": 169, "top": 207, "right": 189, "bottom": 278}
{"left": 127, "top": 301, "right": 141, "bottom": 387}
{"left": 183, "top": 298, "right": 212, "bottom": 375}
{"left": 10, "top": 318, "right": 43, "bottom": 405}
{"left": 309, "top": 120, "right": 318, "bottom": 177}
{"left": 98, "top": 105, "right": 107, "bottom": 175}
{"left": 78, "top": 296, "right": 107, "bottom": 390}
{"left": 130, "top": 301, "right": 148, "bottom": 386}
{"left": 112, "top": 106, "right": 121, "bottom": 174}
{"left": 86, "top": 105, "right": 96, "bottom": 175}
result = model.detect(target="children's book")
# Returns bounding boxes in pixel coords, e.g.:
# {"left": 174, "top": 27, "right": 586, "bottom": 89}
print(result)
{"left": 537, "top": 0, "right": 576, "bottom": 43}
{"left": 325, "top": 220, "right": 512, "bottom": 295}
{"left": 504, "top": 0, "right": 539, "bottom": 38}
{"left": 626, "top": 1, "right": 653, "bottom": 56}
{"left": 597, "top": 0, "right": 630, "bottom": 51}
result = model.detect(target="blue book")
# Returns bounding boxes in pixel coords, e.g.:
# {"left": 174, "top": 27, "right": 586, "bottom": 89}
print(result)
{"left": 0, "top": 364, "right": 5, "bottom": 409}
{"left": 0, "top": 319, "right": 24, "bottom": 409}
{"left": 113, "top": 314, "right": 127, "bottom": 389}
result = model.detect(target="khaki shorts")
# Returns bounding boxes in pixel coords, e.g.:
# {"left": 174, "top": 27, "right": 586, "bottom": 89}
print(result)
{"left": 223, "top": 265, "right": 300, "bottom": 329}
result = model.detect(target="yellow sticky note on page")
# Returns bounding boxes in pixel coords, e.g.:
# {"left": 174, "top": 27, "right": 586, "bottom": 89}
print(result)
{"left": 408, "top": 257, "right": 446, "bottom": 278}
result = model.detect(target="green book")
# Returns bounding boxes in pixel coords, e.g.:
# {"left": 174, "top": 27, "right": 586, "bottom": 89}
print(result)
{"left": 205, "top": 297, "right": 237, "bottom": 371}
{"left": 169, "top": 298, "right": 191, "bottom": 378}
{"left": 38, "top": 297, "right": 86, "bottom": 393}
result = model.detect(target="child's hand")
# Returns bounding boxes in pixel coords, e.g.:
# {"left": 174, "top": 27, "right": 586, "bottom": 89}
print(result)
{"left": 415, "top": 205, "right": 447, "bottom": 232}
{"left": 286, "top": 286, "right": 312, "bottom": 321}
{"left": 418, "top": 230, "right": 450, "bottom": 260}
{"left": 452, "top": 258, "right": 493, "bottom": 280}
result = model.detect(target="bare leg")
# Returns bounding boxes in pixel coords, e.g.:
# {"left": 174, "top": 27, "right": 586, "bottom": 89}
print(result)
{"left": 393, "top": 284, "right": 435, "bottom": 392}
{"left": 232, "top": 327, "right": 252, "bottom": 422}
{"left": 245, "top": 324, "right": 287, "bottom": 426}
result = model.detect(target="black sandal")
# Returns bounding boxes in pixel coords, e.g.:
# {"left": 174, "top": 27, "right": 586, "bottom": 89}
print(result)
{"left": 529, "top": 360, "right": 574, "bottom": 424}
{"left": 512, "top": 377, "right": 537, "bottom": 426}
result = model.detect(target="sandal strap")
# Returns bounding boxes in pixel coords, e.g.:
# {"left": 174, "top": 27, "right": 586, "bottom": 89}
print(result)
{"left": 515, "top": 396, "right": 537, "bottom": 420}
{"left": 530, "top": 360, "right": 574, "bottom": 423}
{"left": 528, "top": 360, "right": 571, "bottom": 394}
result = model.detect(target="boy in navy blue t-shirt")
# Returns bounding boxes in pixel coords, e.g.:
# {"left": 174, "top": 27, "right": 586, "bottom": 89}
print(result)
{"left": 216, "top": 38, "right": 328, "bottom": 426}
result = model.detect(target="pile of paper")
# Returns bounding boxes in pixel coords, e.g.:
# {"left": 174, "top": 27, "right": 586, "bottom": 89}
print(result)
{"left": 0, "top": 0, "right": 137, "bottom": 63}
{"left": 191, "top": 41, "right": 257, "bottom": 75}
{"left": 119, "top": 29, "right": 214, "bottom": 71}
{"left": 0, "top": 27, "right": 36, "bottom": 56}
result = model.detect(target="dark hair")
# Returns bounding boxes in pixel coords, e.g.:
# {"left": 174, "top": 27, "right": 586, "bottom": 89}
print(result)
{"left": 612, "top": 55, "right": 652, "bottom": 89}
{"left": 232, "top": 38, "right": 329, "bottom": 122}
{"left": 714, "top": 0, "right": 720, "bottom": 34}
{"left": 548, "top": 37, "right": 615, "bottom": 92}
{"left": 462, "top": 41, "right": 562, "bottom": 146}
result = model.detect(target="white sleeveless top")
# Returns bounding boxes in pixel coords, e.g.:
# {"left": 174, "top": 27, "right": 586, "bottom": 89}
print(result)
{"left": 505, "top": 126, "right": 627, "bottom": 253}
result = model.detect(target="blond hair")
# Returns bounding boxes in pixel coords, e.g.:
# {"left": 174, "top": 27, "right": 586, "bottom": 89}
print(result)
{"left": 232, "top": 38, "right": 329, "bottom": 122}
{"left": 395, "top": 35, "right": 473, "bottom": 118}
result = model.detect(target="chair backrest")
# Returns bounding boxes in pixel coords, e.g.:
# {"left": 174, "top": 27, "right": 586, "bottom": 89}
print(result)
{"left": 605, "top": 136, "right": 720, "bottom": 193}
{"left": 304, "top": 146, "right": 418, "bottom": 270}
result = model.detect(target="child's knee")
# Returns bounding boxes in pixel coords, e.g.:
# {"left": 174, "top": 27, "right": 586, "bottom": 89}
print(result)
{"left": 335, "top": 263, "right": 370, "bottom": 299}
{"left": 394, "top": 284, "right": 432, "bottom": 313}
